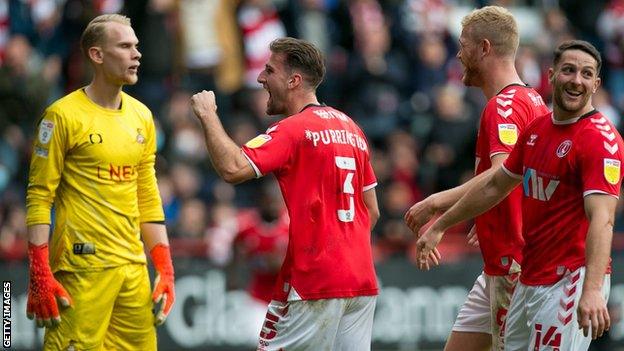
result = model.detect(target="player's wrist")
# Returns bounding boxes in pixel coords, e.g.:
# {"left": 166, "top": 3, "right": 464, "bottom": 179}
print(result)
{"left": 28, "top": 243, "right": 53, "bottom": 275}
{"left": 150, "top": 243, "right": 174, "bottom": 277}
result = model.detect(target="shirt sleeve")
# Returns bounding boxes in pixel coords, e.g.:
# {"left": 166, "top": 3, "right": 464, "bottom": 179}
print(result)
{"left": 137, "top": 112, "right": 165, "bottom": 223}
{"left": 484, "top": 96, "right": 526, "bottom": 157}
{"left": 362, "top": 153, "right": 377, "bottom": 191}
{"left": 241, "top": 121, "right": 295, "bottom": 177}
{"left": 26, "top": 109, "right": 68, "bottom": 226}
{"left": 578, "top": 128, "right": 624, "bottom": 197}
{"left": 502, "top": 125, "right": 528, "bottom": 179}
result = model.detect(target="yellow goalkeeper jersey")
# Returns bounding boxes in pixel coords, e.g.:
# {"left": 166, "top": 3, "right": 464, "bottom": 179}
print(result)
{"left": 26, "top": 89, "right": 165, "bottom": 272}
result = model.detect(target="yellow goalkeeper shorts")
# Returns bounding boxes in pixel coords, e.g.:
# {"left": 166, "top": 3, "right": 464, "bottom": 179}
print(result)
{"left": 43, "top": 263, "right": 156, "bottom": 350}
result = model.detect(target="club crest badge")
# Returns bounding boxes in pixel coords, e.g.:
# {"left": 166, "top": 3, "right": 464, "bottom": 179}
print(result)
{"left": 556, "top": 140, "right": 572, "bottom": 158}
{"left": 136, "top": 129, "right": 145, "bottom": 144}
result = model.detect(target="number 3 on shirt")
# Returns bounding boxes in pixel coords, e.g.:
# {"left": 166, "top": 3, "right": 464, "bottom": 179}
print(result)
{"left": 336, "top": 156, "right": 355, "bottom": 222}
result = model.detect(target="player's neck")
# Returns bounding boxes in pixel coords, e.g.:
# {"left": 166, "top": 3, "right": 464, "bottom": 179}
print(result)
{"left": 287, "top": 91, "right": 319, "bottom": 116}
{"left": 480, "top": 62, "right": 524, "bottom": 100}
{"left": 553, "top": 101, "right": 595, "bottom": 122}
{"left": 84, "top": 78, "right": 124, "bottom": 110}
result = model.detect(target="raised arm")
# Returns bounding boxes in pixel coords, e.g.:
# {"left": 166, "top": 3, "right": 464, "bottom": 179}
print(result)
{"left": 415, "top": 166, "right": 520, "bottom": 269}
{"left": 191, "top": 90, "right": 256, "bottom": 184}
{"left": 577, "top": 194, "right": 616, "bottom": 339}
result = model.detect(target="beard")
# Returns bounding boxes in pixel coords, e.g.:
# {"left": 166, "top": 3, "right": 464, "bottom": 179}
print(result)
{"left": 461, "top": 62, "right": 481, "bottom": 87}
{"left": 266, "top": 92, "right": 286, "bottom": 116}
{"left": 553, "top": 84, "right": 590, "bottom": 113}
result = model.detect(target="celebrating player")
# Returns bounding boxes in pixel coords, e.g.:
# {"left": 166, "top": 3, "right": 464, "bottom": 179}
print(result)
{"left": 191, "top": 37, "right": 380, "bottom": 350}
{"left": 26, "top": 14, "right": 175, "bottom": 350}
{"left": 416, "top": 40, "right": 622, "bottom": 350}
{"left": 404, "top": 6, "right": 549, "bottom": 350}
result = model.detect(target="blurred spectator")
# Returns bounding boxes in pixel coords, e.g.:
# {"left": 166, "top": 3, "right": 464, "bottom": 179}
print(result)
{"left": 422, "top": 84, "right": 477, "bottom": 192}
{"left": 597, "top": 0, "right": 624, "bottom": 111}
{"left": 344, "top": 1, "right": 409, "bottom": 141}
{"left": 238, "top": 0, "right": 287, "bottom": 88}
{"left": 0, "top": 34, "right": 55, "bottom": 133}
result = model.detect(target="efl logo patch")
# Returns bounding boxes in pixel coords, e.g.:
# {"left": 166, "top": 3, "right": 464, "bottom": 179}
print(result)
{"left": 604, "top": 158, "right": 621, "bottom": 185}
{"left": 38, "top": 120, "right": 54, "bottom": 144}
{"left": 245, "top": 134, "right": 271, "bottom": 149}
{"left": 498, "top": 124, "right": 518, "bottom": 145}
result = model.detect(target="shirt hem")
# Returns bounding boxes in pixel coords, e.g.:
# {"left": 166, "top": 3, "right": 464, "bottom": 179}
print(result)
{"left": 279, "top": 288, "right": 379, "bottom": 302}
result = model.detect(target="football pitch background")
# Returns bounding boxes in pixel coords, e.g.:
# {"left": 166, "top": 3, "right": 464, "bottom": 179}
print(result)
{"left": 3, "top": 254, "right": 624, "bottom": 351}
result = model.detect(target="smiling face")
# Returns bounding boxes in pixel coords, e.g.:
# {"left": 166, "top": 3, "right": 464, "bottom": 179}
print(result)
{"left": 98, "top": 21, "right": 141, "bottom": 86}
{"left": 257, "top": 52, "right": 291, "bottom": 116}
{"left": 549, "top": 49, "right": 601, "bottom": 119}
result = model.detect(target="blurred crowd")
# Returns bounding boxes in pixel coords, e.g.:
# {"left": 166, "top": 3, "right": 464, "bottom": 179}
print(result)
{"left": 2, "top": 0, "right": 624, "bottom": 272}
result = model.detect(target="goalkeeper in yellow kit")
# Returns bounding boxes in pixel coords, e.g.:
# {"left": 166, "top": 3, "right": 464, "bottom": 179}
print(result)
{"left": 25, "top": 14, "right": 175, "bottom": 350}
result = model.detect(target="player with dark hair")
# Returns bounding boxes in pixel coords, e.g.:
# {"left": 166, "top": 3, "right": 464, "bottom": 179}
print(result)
{"left": 416, "top": 39, "right": 622, "bottom": 351}
{"left": 405, "top": 6, "right": 549, "bottom": 350}
{"left": 191, "top": 37, "right": 380, "bottom": 350}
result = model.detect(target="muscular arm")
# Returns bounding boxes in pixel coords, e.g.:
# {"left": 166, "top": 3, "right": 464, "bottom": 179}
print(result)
{"left": 363, "top": 188, "right": 380, "bottom": 230}
{"left": 27, "top": 224, "right": 50, "bottom": 245}
{"left": 140, "top": 223, "right": 170, "bottom": 250}
{"left": 577, "top": 194, "right": 615, "bottom": 339}
{"left": 191, "top": 90, "right": 256, "bottom": 184}
{"left": 415, "top": 167, "right": 520, "bottom": 269}
{"left": 405, "top": 153, "right": 508, "bottom": 233}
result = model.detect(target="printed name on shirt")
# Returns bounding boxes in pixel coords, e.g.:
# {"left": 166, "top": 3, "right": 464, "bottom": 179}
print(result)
{"left": 312, "top": 109, "right": 349, "bottom": 121}
{"left": 304, "top": 129, "right": 368, "bottom": 151}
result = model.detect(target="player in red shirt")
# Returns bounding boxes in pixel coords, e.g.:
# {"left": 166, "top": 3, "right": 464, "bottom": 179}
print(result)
{"left": 404, "top": 6, "right": 549, "bottom": 351}
{"left": 191, "top": 37, "right": 381, "bottom": 350}
{"left": 415, "top": 40, "right": 623, "bottom": 351}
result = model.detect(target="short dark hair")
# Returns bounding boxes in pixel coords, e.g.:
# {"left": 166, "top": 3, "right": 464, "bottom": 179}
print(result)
{"left": 269, "top": 37, "right": 325, "bottom": 89}
{"left": 553, "top": 40, "right": 602, "bottom": 73}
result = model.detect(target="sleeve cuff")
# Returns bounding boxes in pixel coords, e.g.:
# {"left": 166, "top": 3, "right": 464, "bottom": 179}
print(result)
{"left": 363, "top": 182, "right": 378, "bottom": 192}
{"left": 242, "top": 151, "right": 262, "bottom": 178}
{"left": 501, "top": 165, "right": 523, "bottom": 179}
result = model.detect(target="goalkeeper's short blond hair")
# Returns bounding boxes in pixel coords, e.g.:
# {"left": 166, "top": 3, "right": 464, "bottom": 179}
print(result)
{"left": 461, "top": 6, "right": 519, "bottom": 58}
{"left": 80, "top": 14, "right": 132, "bottom": 61}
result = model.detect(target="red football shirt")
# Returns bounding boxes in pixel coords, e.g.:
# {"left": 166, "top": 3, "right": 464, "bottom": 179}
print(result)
{"left": 235, "top": 209, "right": 290, "bottom": 303}
{"left": 503, "top": 111, "right": 624, "bottom": 285}
{"left": 242, "top": 105, "right": 379, "bottom": 301}
{"left": 475, "top": 84, "right": 549, "bottom": 276}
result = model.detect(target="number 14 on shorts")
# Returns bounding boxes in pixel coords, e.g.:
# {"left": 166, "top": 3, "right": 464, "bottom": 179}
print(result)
{"left": 534, "top": 323, "right": 561, "bottom": 350}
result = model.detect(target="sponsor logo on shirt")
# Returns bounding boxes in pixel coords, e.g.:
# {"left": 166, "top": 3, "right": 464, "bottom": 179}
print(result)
{"left": 604, "top": 158, "right": 621, "bottom": 185}
{"left": 38, "top": 120, "right": 54, "bottom": 144}
{"left": 556, "top": 140, "right": 572, "bottom": 158}
{"left": 304, "top": 129, "right": 368, "bottom": 152}
{"left": 498, "top": 124, "right": 518, "bottom": 145}
{"left": 97, "top": 163, "right": 138, "bottom": 182}
{"left": 245, "top": 134, "right": 272, "bottom": 148}
{"left": 523, "top": 168, "right": 559, "bottom": 201}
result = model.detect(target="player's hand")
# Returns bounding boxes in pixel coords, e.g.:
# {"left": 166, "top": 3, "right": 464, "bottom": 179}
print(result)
{"left": 415, "top": 229, "right": 443, "bottom": 270}
{"left": 577, "top": 288, "right": 610, "bottom": 339}
{"left": 190, "top": 90, "right": 218, "bottom": 121}
{"left": 150, "top": 243, "right": 175, "bottom": 326}
{"left": 466, "top": 225, "right": 479, "bottom": 248}
{"left": 26, "top": 243, "right": 72, "bottom": 328}
{"left": 404, "top": 197, "right": 437, "bottom": 234}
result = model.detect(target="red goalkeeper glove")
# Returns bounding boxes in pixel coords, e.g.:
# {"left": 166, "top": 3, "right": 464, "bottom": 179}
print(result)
{"left": 150, "top": 243, "right": 175, "bottom": 326}
{"left": 26, "top": 243, "right": 72, "bottom": 328}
